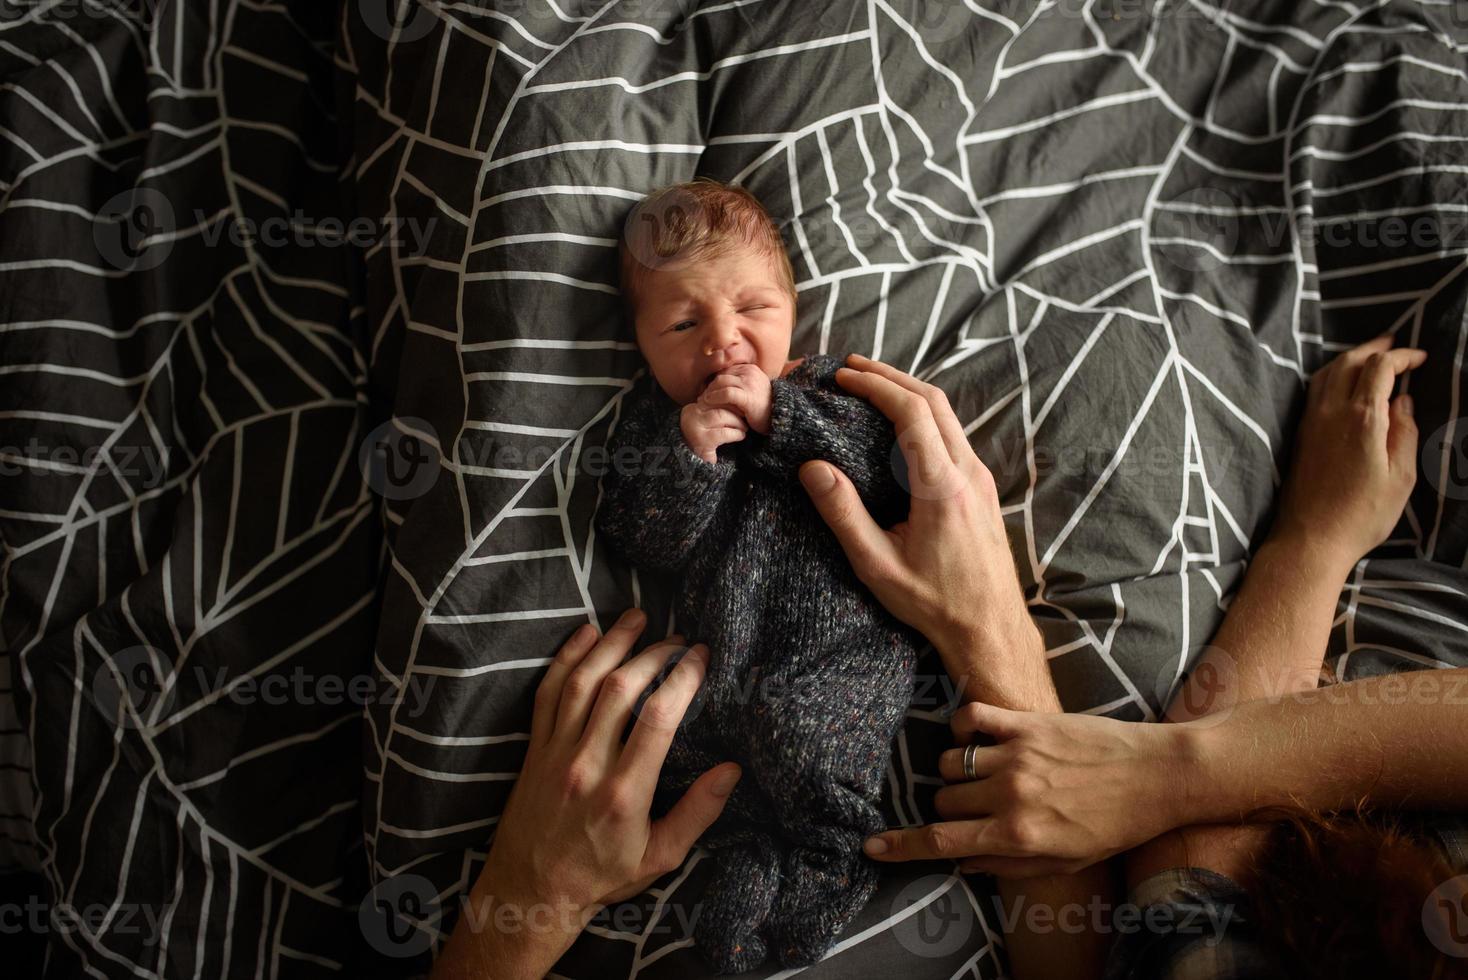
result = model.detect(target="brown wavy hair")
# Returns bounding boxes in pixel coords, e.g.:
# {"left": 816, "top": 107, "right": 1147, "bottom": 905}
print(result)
{"left": 618, "top": 177, "right": 796, "bottom": 318}
{"left": 1238, "top": 802, "right": 1468, "bottom": 979}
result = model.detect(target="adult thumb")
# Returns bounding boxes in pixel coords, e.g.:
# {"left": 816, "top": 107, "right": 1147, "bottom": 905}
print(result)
{"left": 642, "top": 764, "right": 741, "bottom": 873}
{"left": 799, "top": 460, "right": 886, "bottom": 569}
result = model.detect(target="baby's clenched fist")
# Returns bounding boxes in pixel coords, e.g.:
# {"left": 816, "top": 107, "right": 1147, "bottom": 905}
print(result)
{"left": 681, "top": 400, "right": 748, "bottom": 464}
{"left": 699, "top": 363, "right": 773, "bottom": 435}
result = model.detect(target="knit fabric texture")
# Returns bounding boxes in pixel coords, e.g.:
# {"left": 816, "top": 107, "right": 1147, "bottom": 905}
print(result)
{"left": 594, "top": 353, "right": 923, "bottom": 973}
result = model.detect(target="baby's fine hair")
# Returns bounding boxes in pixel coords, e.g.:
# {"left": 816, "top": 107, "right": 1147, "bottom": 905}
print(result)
{"left": 618, "top": 177, "right": 797, "bottom": 318}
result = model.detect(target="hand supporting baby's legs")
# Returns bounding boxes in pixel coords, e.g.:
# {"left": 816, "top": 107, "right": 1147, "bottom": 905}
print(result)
{"left": 746, "top": 628, "right": 918, "bottom": 967}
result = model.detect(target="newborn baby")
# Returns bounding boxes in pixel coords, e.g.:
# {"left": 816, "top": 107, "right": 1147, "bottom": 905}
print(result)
{"left": 594, "top": 179, "right": 922, "bottom": 973}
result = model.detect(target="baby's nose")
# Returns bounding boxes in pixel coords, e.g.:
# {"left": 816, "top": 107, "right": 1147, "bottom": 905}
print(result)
{"left": 702, "top": 326, "right": 741, "bottom": 363}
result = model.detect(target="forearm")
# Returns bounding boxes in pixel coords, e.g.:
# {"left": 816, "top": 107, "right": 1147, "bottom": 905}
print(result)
{"left": 932, "top": 577, "right": 1061, "bottom": 713}
{"left": 1165, "top": 532, "right": 1353, "bottom": 722}
{"left": 948, "top": 612, "right": 1110, "bottom": 979}
{"left": 432, "top": 870, "right": 589, "bottom": 980}
{"left": 1125, "top": 531, "right": 1353, "bottom": 885}
{"left": 1185, "top": 667, "right": 1468, "bottom": 820}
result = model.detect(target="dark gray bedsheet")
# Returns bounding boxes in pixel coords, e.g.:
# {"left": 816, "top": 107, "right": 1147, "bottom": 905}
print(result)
{"left": 2, "top": 0, "right": 1467, "bottom": 975}
{"left": 344, "top": 1, "right": 1468, "bottom": 975}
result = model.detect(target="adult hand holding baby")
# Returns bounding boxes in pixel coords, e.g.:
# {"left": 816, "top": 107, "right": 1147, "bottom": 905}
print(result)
{"left": 796, "top": 353, "right": 1056, "bottom": 712}
{"left": 433, "top": 610, "right": 742, "bottom": 980}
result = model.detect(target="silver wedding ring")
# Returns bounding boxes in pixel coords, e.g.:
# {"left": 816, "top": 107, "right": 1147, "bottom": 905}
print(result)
{"left": 962, "top": 742, "right": 979, "bottom": 781}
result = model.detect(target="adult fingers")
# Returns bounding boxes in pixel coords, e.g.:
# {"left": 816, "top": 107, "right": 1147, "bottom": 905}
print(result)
{"left": 842, "top": 354, "right": 972, "bottom": 467}
{"left": 551, "top": 609, "right": 650, "bottom": 747}
{"left": 949, "top": 701, "right": 1026, "bottom": 745}
{"left": 531, "top": 622, "right": 603, "bottom": 750}
{"left": 862, "top": 818, "right": 1015, "bottom": 862}
{"left": 798, "top": 460, "right": 899, "bottom": 585}
{"left": 931, "top": 777, "right": 1002, "bottom": 822}
{"left": 1326, "top": 331, "right": 1397, "bottom": 402}
{"left": 640, "top": 763, "right": 743, "bottom": 879}
{"left": 1387, "top": 393, "right": 1419, "bottom": 481}
{"left": 1351, "top": 348, "right": 1426, "bottom": 406}
{"left": 936, "top": 743, "right": 1006, "bottom": 783}
{"left": 833, "top": 368, "right": 964, "bottom": 500}
{"left": 615, "top": 643, "right": 712, "bottom": 801}
{"left": 579, "top": 638, "right": 706, "bottom": 764}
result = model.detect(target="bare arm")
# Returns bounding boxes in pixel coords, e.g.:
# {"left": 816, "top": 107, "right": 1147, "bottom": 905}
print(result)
{"left": 797, "top": 355, "right": 1115, "bottom": 980}
{"left": 917, "top": 336, "right": 1443, "bottom": 885}
{"left": 1183, "top": 666, "right": 1468, "bottom": 818}
{"left": 940, "top": 612, "right": 1116, "bottom": 980}
{"left": 1127, "top": 335, "right": 1426, "bottom": 884}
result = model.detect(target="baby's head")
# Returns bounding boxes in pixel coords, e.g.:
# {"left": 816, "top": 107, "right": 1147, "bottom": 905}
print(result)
{"left": 619, "top": 178, "right": 797, "bottom": 405}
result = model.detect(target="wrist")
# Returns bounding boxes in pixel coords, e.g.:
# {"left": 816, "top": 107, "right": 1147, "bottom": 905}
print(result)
{"left": 1260, "top": 523, "right": 1358, "bottom": 585}
{"left": 1173, "top": 718, "right": 1264, "bottom": 827}
{"left": 1164, "top": 721, "right": 1215, "bottom": 830}
{"left": 454, "top": 866, "right": 588, "bottom": 978}
{"left": 934, "top": 612, "right": 1057, "bottom": 712}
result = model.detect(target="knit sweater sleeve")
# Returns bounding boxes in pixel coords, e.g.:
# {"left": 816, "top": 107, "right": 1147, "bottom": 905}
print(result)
{"left": 746, "top": 354, "right": 910, "bottom": 525}
{"left": 594, "top": 383, "right": 736, "bottom": 573}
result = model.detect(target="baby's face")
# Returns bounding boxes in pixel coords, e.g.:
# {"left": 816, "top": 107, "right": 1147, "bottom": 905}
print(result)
{"left": 631, "top": 241, "right": 795, "bottom": 405}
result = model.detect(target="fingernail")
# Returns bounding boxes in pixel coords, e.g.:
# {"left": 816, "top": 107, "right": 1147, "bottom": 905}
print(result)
{"left": 800, "top": 462, "right": 834, "bottom": 493}
{"left": 864, "top": 836, "right": 888, "bottom": 855}
{"left": 712, "top": 767, "right": 741, "bottom": 797}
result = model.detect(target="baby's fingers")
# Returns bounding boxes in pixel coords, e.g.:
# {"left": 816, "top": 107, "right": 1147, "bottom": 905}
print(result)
{"left": 696, "top": 405, "right": 746, "bottom": 430}
{"left": 702, "top": 385, "right": 751, "bottom": 415}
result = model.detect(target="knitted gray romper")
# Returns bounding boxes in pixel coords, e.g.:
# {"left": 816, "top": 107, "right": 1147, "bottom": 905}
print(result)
{"left": 595, "top": 353, "right": 922, "bottom": 973}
